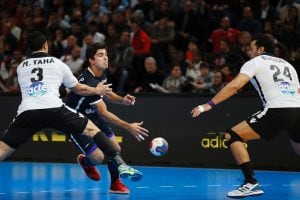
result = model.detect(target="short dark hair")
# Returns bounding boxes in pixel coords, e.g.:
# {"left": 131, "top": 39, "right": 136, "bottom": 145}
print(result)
{"left": 27, "top": 31, "right": 47, "bottom": 52}
{"left": 86, "top": 42, "right": 107, "bottom": 60}
{"left": 253, "top": 34, "right": 274, "bottom": 54}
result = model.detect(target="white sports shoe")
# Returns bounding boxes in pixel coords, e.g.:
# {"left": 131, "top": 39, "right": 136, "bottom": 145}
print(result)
{"left": 227, "top": 182, "right": 264, "bottom": 198}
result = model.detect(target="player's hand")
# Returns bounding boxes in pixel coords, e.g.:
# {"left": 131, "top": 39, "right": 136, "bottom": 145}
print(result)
{"left": 127, "top": 121, "right": 149, "bottom": 142}
{"left": 95, "top": 80, "right": 112, "bottom": 95}
{"left": 122, "top": 94, "right": 136, "bottom": 105}
{"left": 191, "top": 103, "right": 212, "bottom": 118}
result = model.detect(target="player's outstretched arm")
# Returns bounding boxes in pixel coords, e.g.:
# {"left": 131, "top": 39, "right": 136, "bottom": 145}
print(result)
{"left": 191, "top": 73, "right": 250, "bottom": 118}
{"left": 105, "top": 92, "right": 136, "bottom": 105}
{"left": 93, "top": 101, "right": 149, "bottom": 141}
{"left": 71, "top": 80, "right": 112, "bottom": 96}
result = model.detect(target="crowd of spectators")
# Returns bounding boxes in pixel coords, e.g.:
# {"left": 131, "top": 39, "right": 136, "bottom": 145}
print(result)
{"left": 0, "top": 0, "right": 299, "bottom": 94}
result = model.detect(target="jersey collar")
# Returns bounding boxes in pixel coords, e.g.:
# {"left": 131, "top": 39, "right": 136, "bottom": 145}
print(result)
{"left": 29, "top": 52, "right": 49, "bottom": 58}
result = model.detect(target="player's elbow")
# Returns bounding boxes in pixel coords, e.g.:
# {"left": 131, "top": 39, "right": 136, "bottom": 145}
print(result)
{"left": 228, "top": 81, "right": 241, "bottom": 92}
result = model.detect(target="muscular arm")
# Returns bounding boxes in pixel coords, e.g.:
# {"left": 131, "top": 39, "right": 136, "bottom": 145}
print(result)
{"left": 211, "top": 73, "right": 250, "bottom": 104}
{"left": 70, "top": 81, "right": 112, "bottom": 96}
{"left": 93, "top": 101, "right": 148, "bottom": 141}
{"left": 191, "top": 73, "right": 251, "bottom": 117}
{"left": 94, "top": 100, "right": 130, "bottom": 129}
{"left": 105, "top": 91, "right": 136, "bottom": 105}
{"left": 105, "top": 91, "right": 124, "bottom": 104}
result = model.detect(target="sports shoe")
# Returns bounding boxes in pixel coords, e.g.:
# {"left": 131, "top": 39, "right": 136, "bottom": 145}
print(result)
{"left": 77, "top": 154, "right": 100, "bottom": 181}
{"left": 110, "top": 179, "right": 130, "bottom": 194}
{"left": 227, "top": 182, "right": 264, "bottom": 198}
{"left": 118, "top": 164, "right": 143, "bottom": 181}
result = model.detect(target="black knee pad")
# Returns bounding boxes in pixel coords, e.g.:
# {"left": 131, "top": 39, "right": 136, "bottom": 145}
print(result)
{"left": 226, "top": 129, "right": 243, "bottom": 147}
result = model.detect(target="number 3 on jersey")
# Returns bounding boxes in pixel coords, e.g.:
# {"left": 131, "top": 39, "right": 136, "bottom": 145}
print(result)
{"left": 31, "top": 68, "right": 44, "bottom": 82}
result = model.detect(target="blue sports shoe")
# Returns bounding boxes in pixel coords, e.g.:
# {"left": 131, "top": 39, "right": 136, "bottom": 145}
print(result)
{"left": 118, "top": 164, "right": 143, "bottom": 181}
{"left": 227, "top": 182, "right": 264, "bottom": 198}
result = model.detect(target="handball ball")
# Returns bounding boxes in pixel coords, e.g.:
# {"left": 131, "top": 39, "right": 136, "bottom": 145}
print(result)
{"left": 149, "top": 137, "right": 168, "bottom": 156}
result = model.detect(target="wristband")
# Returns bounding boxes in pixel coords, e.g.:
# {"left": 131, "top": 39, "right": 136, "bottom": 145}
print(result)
{"left": 207, "top": 99, "right": 216, "bottom": 107}
{"left": 197, "top": 105, "right": 205, "bottom": 113}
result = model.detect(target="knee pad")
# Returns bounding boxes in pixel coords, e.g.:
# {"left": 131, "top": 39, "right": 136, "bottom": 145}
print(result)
{"left": 226, "top": 129, "right": 243, "bottom": 147}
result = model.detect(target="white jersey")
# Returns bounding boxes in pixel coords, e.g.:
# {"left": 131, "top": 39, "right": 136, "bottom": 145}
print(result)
{"left": 17, "top": 52, "right": 78, "bottom": 115}
{"left": 240, "top": 54, "right": 300, "bottom": 108}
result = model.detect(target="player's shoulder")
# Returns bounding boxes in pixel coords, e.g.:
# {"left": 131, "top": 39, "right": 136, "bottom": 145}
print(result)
{"left": 78, "top": 68, "right": 96, "bottom": 84}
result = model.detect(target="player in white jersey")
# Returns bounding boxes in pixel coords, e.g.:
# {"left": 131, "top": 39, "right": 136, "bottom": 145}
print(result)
{"left": 191, "top": 34, "right": 300, "bottom": 198}
{"left": 0, "top": 31, "right": 143, "bottom": 182}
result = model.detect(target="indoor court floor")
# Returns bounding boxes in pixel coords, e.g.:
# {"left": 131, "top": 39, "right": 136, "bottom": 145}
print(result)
{"left": 0, "top": 162, "right": 299, "bottom": 200}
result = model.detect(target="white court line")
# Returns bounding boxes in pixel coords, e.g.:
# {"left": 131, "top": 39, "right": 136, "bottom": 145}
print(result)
{"left": 159, "top": 186, "right": 174, "bottom": 188}
{"left": 16, "top": 192, "right": 30, "bottom": 194}
{"left": 208, "top": 184, "right": 221, "bottom": 187}
{"left": 64, "top": 189, "right": 78, "bottom": 192}
{"left": 87, "top": 188, "right": 100, "bottom": 190}
{"left": 283, "top": 184, "right": 296, "bottom": 187}
{"left": 0, "top": 193, "right": 6, "bottom": 195}
{"left": 183, "top": 185, "right": 198, "bottom": 188}
{"left": 135, "top": 186, "right": 150, "bottom": 189}
{"left": 40, "top": 190, "right": 52, "bottom": 193}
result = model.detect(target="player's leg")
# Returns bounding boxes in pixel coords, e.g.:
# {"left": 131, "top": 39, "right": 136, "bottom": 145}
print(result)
{"left": 107, "top": 135, "right": 130, "bottom": 194}
{"left": 55, "top": 106, "right": 122, "bottom": 165}
{"left": 83, "top": 122, "right": 143, "bottom": 182}
{"left": 225, "top": 120, "right": 264, "bottom": 198}
{"left": 0, "top": 111, "right": 42, "bottom": 161}
{"left": 287, "top": 111, "right": 300, "bottom": 156}
{"left": 70, "top": 132, "right": 103, "bottom": 181}
{"left": 226, "top": 108, "right": 287, "bottom": 198}
{"left": 0, "top": 141, "right": 15, "bottom": 160}
{"left": 60, "top": 106, "right": 143, "bottom": 181}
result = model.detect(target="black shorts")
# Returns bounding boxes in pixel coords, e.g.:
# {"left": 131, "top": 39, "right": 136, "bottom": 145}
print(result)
{"left": 70, "top": 119, "right": 115, "bottom": 155}
{"left": 1, "top": 105, "right": 88, "bottom": 149}
{"left": 246, "top": 108, "right": 300, "bottom": 141}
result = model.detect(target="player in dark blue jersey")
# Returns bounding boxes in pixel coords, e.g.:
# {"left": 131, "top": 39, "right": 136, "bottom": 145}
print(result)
{"left": 65, "top": 43, "right": 149, "bottom": 194}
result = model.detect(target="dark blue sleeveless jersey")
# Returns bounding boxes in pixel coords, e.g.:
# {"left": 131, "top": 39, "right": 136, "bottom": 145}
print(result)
{"left": 65, "top": 68, "right": 106, "bottom": 124}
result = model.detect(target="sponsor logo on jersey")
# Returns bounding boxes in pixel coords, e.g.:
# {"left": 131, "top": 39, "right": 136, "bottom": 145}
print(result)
{"left": 249, "top": 117, "right": 257, "bottom": 123}
{"left": 85, "top": 108, "right": 96, "bottom": 114}
{"left": 27, "top": 81, "right": 48, "bottom": 96}
{"left": 278, "top": 82, "right": 296, "bottom": 96}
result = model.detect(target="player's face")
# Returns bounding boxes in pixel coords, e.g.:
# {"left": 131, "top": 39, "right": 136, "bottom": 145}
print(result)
{"left": 248, "top": 40, "right": 261, "bottom": 59}
{"left": 94, "top": 49, "right": 108, "bottom": 70}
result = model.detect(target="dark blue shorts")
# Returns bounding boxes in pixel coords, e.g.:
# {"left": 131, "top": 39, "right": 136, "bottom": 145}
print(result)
{"left": 70, "top": 119, "right": 115, "bottom": 155}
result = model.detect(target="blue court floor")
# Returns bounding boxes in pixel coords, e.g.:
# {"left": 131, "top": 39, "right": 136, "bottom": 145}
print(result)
{"left": 0, "top": 162, "right": 299, "bottom": 200}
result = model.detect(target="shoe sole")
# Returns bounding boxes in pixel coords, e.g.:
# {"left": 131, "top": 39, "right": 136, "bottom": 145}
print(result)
{"left": 227, "top": 190, "right": 264, "bottom": 198}
{"left": 109, "top": 190, "right": 130, "bottom": 194}
{"left": 119, "top": 172, "right": 143, "bottom": 181}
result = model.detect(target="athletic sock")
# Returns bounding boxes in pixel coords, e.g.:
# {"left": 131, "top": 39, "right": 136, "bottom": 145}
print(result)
{"left": 240, "top": 161, "right": 257, "bottom": 184}
{"left": 108, "top": 157, "right": 120, "bottom": 183}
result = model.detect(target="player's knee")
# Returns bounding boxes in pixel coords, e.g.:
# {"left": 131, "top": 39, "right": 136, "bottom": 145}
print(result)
{"left": 83, "top": 121, "right": 101, "bottom": 137}
{"left": 0, "top": 149, "right": 9, "bottom": 161}
{"left": 0, "top": 141, "right": 14, "bottom": 161}
{"left": 225, "top": 129, "right": 243, "bottom": 147}
{"left": 88, "top": 149, "right": 105, "bottom": 165}
{"left": 114, "top": 143, "right": 121, "bottom": 153}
